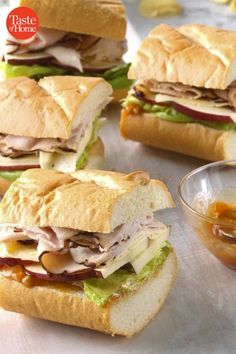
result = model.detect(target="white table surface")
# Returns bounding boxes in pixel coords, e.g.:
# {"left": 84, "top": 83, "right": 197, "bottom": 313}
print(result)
{"left": 0, "top": 1, "right": 236, "bottom": 354}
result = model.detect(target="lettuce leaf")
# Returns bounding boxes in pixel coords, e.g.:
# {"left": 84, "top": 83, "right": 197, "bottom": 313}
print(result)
{"left": 100, "top": 63, "right": 134, "bottom": 90}
{"left": 76, "top": 118, "right": 104, "bottom": 169}
{"left": 0, "top": 62, "right": 65, "bottom": 80}
{"left": 83, "top": 243, "right": 172, "bottom": 306}
{"left": 124, "top": 95, "right": 236, "bottom": 131}
{"left": 74, "top": 63, "right": 133, "bottom": 90}
{"left": 0, "top": 62, "right": 133, "bottom": 90}
{"left": 0, "top": 170, "right": 23, "bottom": 182}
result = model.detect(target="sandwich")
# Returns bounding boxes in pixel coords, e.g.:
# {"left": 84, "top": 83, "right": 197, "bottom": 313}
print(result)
{"left": 0, "top": 0, "right": 132, "bottom": 101}
{"left": 0, "top": 168, "right": 177, "bottom": 337}
{"left": 0, "top": 75, "right": 112, "bottom": 194}
{"left": 120, "top": 24, "right": 236, "bottom": 161}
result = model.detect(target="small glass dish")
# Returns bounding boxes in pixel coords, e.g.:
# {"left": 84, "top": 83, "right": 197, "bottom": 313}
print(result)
{"left": 179, "top": 160, "right": 236, "bottom": 269}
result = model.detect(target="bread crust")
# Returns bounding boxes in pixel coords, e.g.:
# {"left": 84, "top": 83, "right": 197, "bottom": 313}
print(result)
{"left": 0, "top": 178, "right": 11, "bottom": 196}
{"left": 128, "top": 24, "right": 236, "bottom": 89}
{"left": 120, "top": 110, "right": 236, "bottom": 161}
{"left": 0, "top": 251, "right": 177, "bottom": 336}
{"left": 0, "top": 76, "right": 111, "bottom": 139}
{"left": 0, "top": 168, "right": 173, "bottom": 232}
{"left": 19, "top": 0, "right": 126, "bottom": 41}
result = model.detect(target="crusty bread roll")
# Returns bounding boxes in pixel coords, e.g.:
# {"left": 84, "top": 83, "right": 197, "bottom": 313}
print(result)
{"left": 0, "top": 178, "right": 11, "bottom": 196}
{"left": 15, "top": 0, "right": 126, "bottom": 41}
{"left": 0, "top": 168, "right": 174, "bottom": 232}
{"left": 0, "top": 137, "right": 105, "bottom": 196}
{"left": 120, "top": 111, "right": 236, "bottom": 161}
{"left": 0, "top": 250, "right": 177, "bottom": 337}
{"left": 0, "top": 76, "right": 112, "bottom": 139}
{"left": 128, "top": 24, "right": 236, "bottom": 89}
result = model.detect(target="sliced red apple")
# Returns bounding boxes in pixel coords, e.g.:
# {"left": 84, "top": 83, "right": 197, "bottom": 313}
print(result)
{"left": 24, "top": 263, "right": 100, "bottom": 282}
{"left": 5, "top": 52, "right": 52, "bottom": 66}
{"left": 0, "top": 155, "right": 40, "bottom": 171}
{"left": 0, "top": 257, "right": 33, "bottom": 266}
{"left": 0, "top": 164, "right": 40, "bottom": 171}
{"left": 172, "top": 102, "right": 233, "bottom": 123}
{"left": 136, "top": 95, "right": 234, "bottom": 123}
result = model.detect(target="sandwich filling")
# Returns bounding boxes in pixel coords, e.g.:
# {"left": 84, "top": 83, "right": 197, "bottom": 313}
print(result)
{"left": 122, "top": 80, "right": 236, "bottom": 131}
{"left": 0, "top": 28, "right": 133, "bottom": 91}
{"left": 0, "top": 215, "right": 172, "bottom": 305}
{"left": 0, "top": 113, "right": 105, "bottom": 181}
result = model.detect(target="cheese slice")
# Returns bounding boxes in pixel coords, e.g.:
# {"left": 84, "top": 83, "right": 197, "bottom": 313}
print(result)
{"left": 39, "top": 122, "right": 93, "bottom": 173}
{"left": 155, "top": 94, "right": 236, "bottom": 122}
{"left": 131, "top": 228, "right": 169, "bottom": 274}
{"left": 0, "top": 154, "right": 39, "bottom": 168}
{"left": 96, "top": 225, "right": 169, "bottom": 278}
{"left": 0, "top": 241, "right": 38, "bottom": 262}
{"left": 96, "top": 238, "right": 148, "bottom": 279}
{"left": 40, "top": 251, "right": 89, "bottom": 274}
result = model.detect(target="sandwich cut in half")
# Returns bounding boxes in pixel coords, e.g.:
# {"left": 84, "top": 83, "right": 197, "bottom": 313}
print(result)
{"left": 120, "top": 24, "right": 236, "bottom": 161}
{"left": 0, "top": 0, "right": 133, "bottom": 101}
{"left": 0, "top": 75, "right": 112, "bottom": 194}
{"left": 0, "top": 168, "right": 177, "bottom": 337}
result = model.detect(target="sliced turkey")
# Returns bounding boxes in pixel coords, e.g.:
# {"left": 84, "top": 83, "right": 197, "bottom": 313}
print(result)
{"left": 0, "top": 216, "right": 166, "bottom": 268}
{"left": 2, "top": 27, "right": 127, "bottom": 71}
{"left": 0, "top": 110, "right": 95, "bottom": 158}
{"left": 4, "top": 28, "right": 67, "bottom": 55}
{"left": 138, "top": 80, "right": 236, "bottom": 109}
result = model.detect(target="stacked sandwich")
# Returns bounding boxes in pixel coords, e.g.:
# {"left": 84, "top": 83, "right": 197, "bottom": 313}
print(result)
{"left": 121, "top": 24, "right": 236, "bottom": 161}
{"left": 0, "top": 168, "right": 177, "bottom": 336}
{"left": 1, "top": 0, "right": 132, "bottom": 100}
{"left": 0, "top": 75, "right": 112, "bottom": 194}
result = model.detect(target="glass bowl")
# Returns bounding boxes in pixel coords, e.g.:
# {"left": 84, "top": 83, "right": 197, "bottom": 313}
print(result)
{"left": 179, "top": 160, "right": 236, "bottom": 269}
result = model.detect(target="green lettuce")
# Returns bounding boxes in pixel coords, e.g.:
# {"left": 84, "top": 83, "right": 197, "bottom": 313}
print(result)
{"left": 0, "top": 62, "right": 133, "bottom": 90}
{"left": 100, "top": 63, "right": 134, "bottom": 90}
{"left": 124, "top": 95, "right": 236, "bottom": 131}
{"left": 83, "top": 243, "right": 172, "bottom": 306}
{"left": 0, "top": 62, "right": 65, "bottom": 80}
{"left": 0, "top": 170, "right": 23, "bottom": 182}
{"left": 76, "top": 118, "right": 104, "bottom": 169}
{"left": 76, "top": 63, "right": 133, "bottom": 90}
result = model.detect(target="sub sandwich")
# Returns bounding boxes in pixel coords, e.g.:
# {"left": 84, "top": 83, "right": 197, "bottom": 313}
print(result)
{"left": 120, "top": 24, "right": 236, "bottom": 161}
{"left": 0, "top": 168, "right": 177, "bottom": 337}
{"left": 0, "top": 75, "right": 112, "bottom": 194}
{"left": 0, "top": 0, "right": 132, "bottom": 101}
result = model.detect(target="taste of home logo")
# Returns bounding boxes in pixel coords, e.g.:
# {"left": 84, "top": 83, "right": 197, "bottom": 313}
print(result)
{"left": 6, "top": 6, "right": 39, "bottom": 40}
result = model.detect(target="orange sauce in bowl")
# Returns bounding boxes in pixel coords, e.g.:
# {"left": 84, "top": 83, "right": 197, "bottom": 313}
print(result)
{"left": 196, "top": 201, "right": 236, "bottom": 268}
{"left": 207, "top": 201, "right": 236, "bottom": 224}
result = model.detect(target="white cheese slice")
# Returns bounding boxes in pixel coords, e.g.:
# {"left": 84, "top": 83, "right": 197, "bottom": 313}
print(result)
{"left": 0, "top": 241, "right": 38, "bottom": 262}
{"left": 39, "top": 151, "right": 78, "bottom": 174}
{"left": 155, "top": 94, "right": 236, "bottom": 122}
{"left": 96, "top": 225, "right": 169, "bottom": 279}
{"left": 96, "top": 238, "right": 148, "bottom": 279}
{"left": 131, "top": 227, "right": 169, "bottom": 274}
{"left": 39, "top": 123, "right": 93, "bottom": 173}
{"left": 0, "top": 154, "right": 39, "bottom": 167}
